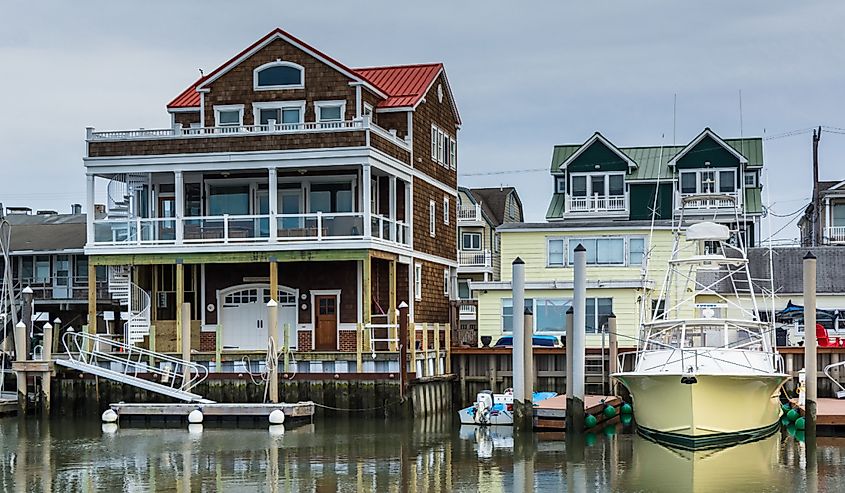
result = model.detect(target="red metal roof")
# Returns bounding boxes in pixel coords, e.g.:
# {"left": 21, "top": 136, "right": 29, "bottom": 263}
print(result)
{"left": 166, "top": 29, "right": 455, "bottom": 122}
{"left": 354, "top": 63, "right": 442, "bottom": 109}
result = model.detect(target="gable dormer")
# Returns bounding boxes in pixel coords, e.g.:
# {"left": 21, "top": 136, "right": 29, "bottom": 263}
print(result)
{"left": 669, "top": 128, "right": 748, "bottom": 200}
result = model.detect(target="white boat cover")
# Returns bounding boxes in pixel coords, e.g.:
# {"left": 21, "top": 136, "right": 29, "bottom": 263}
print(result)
{"left": 685, "top": 222, "right": 730, "bottom": 241}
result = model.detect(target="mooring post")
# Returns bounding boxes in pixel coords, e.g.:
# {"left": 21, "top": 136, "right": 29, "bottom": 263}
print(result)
{"left": 567, "top": 244, "right": 587, "bottom": 432}
{"left": 566, "top": 306, "right": 574, "bottom": 395}
{"left": 803, "top": 251, "right": 818, "bottom": 450}
{"left": 267, "top": 299, "right": 279, "bottom": 403}
{"left": 41, "top": 322, "right": 52, "bottom": 415}
{"left": 22, "top": 286, "right": 33, "bottom": 358}
{"left": 608, "top": 314, "right": 618, "bottom": 396}
{"left": 181, "top": 302, "right": 191, "bottom": 386}
{"left": 283, "top": 323, "right": 290, "bottom": 372}
{"left": 398, "top": 301, "right": 409, "bottom": 400}
{"left": 14, "top": 320, "right": 27, "bottom": 414}
{"left": 512, "top": 256, "right": 533, "bottom": 431}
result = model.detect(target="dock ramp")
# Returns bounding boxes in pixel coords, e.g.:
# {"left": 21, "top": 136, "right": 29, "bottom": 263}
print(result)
{"left": 56, "top": 331, "right": 214, "bottom": 403}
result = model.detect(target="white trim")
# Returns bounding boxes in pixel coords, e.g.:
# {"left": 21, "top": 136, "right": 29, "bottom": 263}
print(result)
{"left": 558, "top": 133, "right": 637, "bottom": 172}
{"left": 253, "top": 61, "right": 305, "bottom": 91}
{"left": 668, "top": 128, "right": 748, "bottom": 167}
{"left": 195, "top": 30, "right": 387, "bottom": 99}
{"left": 414, "top": 262, "right": 422, "bottom": 301}
{"left": 310, "top": 289, "right": 342, "bottom": 350}
{"left": 679, "top": 168, "right": 738, "bottom": 194}
{"left": 314, "top": 100, "right": 347, "bottom": 123}
{"left": 356, "top": 260, "right": 363, "bottom": 322}
{"left": 213, "top": 104, "right": 244, "bottom": 127}
{"left": 826, "top": 180, "right": 845, "bottom": 191}
{"left": 496, "top": 225, "right": 674, "bottom": 233}
{"left": 443, "top": 196, "right": 450, "bottom": 225}
{"left": 470, "top": 279, "right": 652, "bottom": 291}
{"left": 167, "top": 107, "right": 200, "bottom": 113}
{"left": 568, "top": 171, "right": 626, "bottom": 197}
{"left": 461, "top": 232, "right": 482, "bottom": 251}
{"left": 252, "top": 100, "right": 306, "bottom": 125}
{"left": 544, "top": 235, "right": 647, "bottom": 268}
{"left": 429, "top": 200, "right": 436, "bottom": 237}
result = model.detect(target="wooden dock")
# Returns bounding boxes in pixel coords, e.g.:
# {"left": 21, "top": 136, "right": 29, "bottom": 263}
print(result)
{"left": 110, "top": 401, "right": 315, "bottom": 422}
{"left": 792, "top": 397, "right": 845, "bottom": 427}
{"left": 534, "top": 394, "right": 623, "bottom": 430}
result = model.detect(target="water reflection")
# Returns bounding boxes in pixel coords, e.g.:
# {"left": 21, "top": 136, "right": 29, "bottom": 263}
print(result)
{"left": 0, "top": 416, "right": 844, "bottom": 492}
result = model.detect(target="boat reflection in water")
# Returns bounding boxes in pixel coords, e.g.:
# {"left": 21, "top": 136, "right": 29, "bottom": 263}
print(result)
{"left": 620, "top": 432, "right": 788, "bottom": 493}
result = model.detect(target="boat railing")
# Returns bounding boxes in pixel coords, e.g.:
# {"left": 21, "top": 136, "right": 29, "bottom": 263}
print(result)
{"left": 619, "top": 345, "right": 782, "bottom": 374}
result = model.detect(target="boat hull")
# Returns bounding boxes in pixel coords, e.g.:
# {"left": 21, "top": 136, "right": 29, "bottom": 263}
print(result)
{"left": 613, "top": 373, "right": 788, "bottom": 449}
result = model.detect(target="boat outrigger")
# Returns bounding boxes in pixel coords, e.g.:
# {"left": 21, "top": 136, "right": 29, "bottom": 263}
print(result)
{"left": 612, "top": 194, "right": 789, "bottom": 449}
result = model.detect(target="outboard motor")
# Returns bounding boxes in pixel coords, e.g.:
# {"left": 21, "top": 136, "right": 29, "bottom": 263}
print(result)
{"left": 473, "top": 390, "right": 494, "bottom": 425}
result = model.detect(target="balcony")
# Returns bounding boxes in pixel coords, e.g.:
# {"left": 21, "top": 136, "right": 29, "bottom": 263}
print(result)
{"left": 85, "top": 117, "right": 411, "bottom": 164}
{"left": 91, "top": 212, "right": 411, "bottom": 250}
{"left": 678, "top": 192, "right": 740, "bottom": 212}
{"left": 458, "top": 203, "right": 482, "bottom": 223}
{"left": 826, "top": 226, "right": 845, "bottom": 244}
{"left": 566, "top": 194, "right": 627, "bottom": 215}
{"left": 458, "top": 249, "right": 492, "bottom": 273}
{"left": 459, "top": 301, "right": 477, "bottom": 320}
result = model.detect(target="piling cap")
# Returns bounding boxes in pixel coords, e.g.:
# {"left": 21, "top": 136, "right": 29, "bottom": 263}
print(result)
{"left": 607, "top": 312, "right": 616, "bottom": 319}
{"left": 22, "top": 286, "right": 33, "bottom": 294}
{"left": 574, "top": 243, "right": 587, "bottom": 252}
{"left": 53, "top": 317, "right": 62, "bottom": 324}
{"left": 266, "top": 299, "right": 278, "bottom": 307}
{"left": 524, "top": 306, "right": 533, "bottom": 315}
{"left": 398, "top": 301, "right": 409, "bottom": 309}
{"left": 804, "top": 251, "right": 816, "bottom": 260}
{"left": 43, "top": 322, "right": 52, "bottom": 330}
{"left": 512, "top": 257, "right": 524, "bottom": 265}
{"left": 566, "top": 306, "right": 574, "bottom": 314}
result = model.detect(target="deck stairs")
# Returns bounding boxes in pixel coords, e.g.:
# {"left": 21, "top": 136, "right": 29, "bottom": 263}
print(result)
{"left": 56, "top": 331, "right": 213, "bottom": 403}
{"left": 108, "top": 266, "right": 151, "bottom": 344}
{"left": 107, "top": 173, "right": 147, "bottom": 219}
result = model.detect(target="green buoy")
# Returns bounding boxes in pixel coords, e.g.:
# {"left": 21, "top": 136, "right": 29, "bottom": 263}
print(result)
{"left": 603, "top": 405, "right": 617, "bottom": 418}
{"left": 585, "top": 414, "right": 598, "bottom": 428}
{"left": 585, "top": 432, "right": 597, "bottom": 446}
{"left": 795, "top": 417, "right": 806, "bottom": 430}
{"left": 786, "top": 409, "right": 800, "bottom": 422}
{"left": 786, "top": 424, "right": 796, "bottom": 437}
{"left": 781, "top": 416, "right": 791, "bottom": 427}
{"left": 603, "top": 425, "right": 617, "bottom": 437}
{"left": 795, "top": 430, "right": 806, "bottom": 442}
{"left": 620, "top": 414, "right": 633, "bottom": 426}
{"left": 621, "top": 403, "right": 633, "bottom": 415}
{"left": 781, "top": 403, "right": 791, "bottom": 413}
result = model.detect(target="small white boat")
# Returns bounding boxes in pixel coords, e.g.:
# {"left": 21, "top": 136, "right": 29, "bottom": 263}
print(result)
{"left": 458, "top": 388, "right": 557, "bottom": 426}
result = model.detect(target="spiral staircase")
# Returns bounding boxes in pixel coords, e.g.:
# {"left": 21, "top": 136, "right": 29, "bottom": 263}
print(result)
{"left": 108, "top": 266, "right": 151, "bottom": 344}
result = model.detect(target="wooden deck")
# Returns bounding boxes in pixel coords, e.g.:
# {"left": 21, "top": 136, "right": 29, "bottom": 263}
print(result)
{"left": 791, "top": 397, "right": 845, "bottom": 427}
{"left": 533, "top": 394, "right": 623, "bottom": 430}
{"left": 110, "top": 401, "right": 315, "bottom": 421}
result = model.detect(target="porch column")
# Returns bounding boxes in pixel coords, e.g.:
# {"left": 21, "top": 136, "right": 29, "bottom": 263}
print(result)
{"left": 87, "top": 262, "right": 97, "bottom": 338}
{"left": 389, "top": 176, "right": 397, "bottom": 242}
{"left": 389, "top": 259, "right": 397, "bottom": 351}
{"left": 363, "top": 256, "right": 372, "bottom": 327}
{"left": 406, "top": 179, "right": 413, "bottom": 248}
{"left": 825, "top": 197, "right": 831, "bottom": 243}
{"left": 363, "top": 164, "right": 372, "bottom": 237}
{"left": 86, "top": 175, "right": 95, "bottom": 245}
{"left": 175, "top": 171, "right": 184, "bottom": 245}
{"left": 176, "top": 260, "right": 184, "bottom": 352}
{"left": 268, "top": 168, "right": 278, "bottom": 242}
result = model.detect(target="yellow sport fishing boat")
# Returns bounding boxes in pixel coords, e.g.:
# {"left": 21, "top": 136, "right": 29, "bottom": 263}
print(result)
{"left": 613, "top": 194, "right": 789, "bottom": 449}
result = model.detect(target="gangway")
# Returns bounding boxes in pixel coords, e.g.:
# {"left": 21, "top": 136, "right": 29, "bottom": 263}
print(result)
{"left": 56, "top": 331, "right": 214, "bottom": 403}
{"left": 823, "top": 359, "right": 845, "bottom": 399}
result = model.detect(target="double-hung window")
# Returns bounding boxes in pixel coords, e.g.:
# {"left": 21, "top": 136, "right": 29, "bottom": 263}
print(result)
{"left": 462, "top": 232, "right": 481, "bottom": 250}
{"left": 414, "top": 263, "right": 422, "bottom": 301}
{"left": 569, "top": 238, "right": 625, "bottom": 265}
{"left": 501, "top": 298, "right": 578, "bottom": 333}
{"left": 431, "top": 125, "right": 455, "bottom": 168}
{"left": 443, "top": 269, "right": 450, "bottom": 296}
{"left": 680, "top": 169, "right": 736, "bottom": 195}
{"left": 547, "top": 238, "right": 565, "bottom": 266}
{"left": 429, "top": 200, "right": 436, "bottom": 237}
{"left": 443, "top": 197, "right": 450, "bottom": 224}
{"left": 629, "top": 237, "right": 646, "bottom": 266}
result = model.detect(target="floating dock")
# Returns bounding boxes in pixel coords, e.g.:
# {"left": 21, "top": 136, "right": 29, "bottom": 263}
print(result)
{"left": 792, "top": 397, "right": 845, "bottom": 428}
{"left": 533, "top": 394, "right": 623, "bottom": 430}
{"left": 110, "top": 401, "right": 315, "bottom": 423}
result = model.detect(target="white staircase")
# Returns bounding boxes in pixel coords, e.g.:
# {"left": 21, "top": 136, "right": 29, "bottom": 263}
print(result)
{"left": 106, "top": 173, "right": 147, "bottom": 219}
{"left": 57, "top": 331, "right": 213, "bottom": 403}
{"left": 108, "top": 266, "right": 151, "bottom": 344}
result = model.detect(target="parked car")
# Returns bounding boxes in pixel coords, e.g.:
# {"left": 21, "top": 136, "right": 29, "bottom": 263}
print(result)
{"left": 493, "top": 334, "right": 562, "bottom": 348}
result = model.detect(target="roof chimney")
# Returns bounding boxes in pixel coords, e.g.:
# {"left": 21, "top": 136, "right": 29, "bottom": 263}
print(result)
{"left": 71, "top": 203, "right": 82, "bottom": 215}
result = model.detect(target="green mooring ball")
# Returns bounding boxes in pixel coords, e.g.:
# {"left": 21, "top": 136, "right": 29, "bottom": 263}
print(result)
{"left": 585, "top": 432, "right": 597, "bottom": 447}
{"left": 786, "top": 409, "right": 800, "bottom": 422}
{"left": 603, "top": 405, "right": 617, "bottom": 418}
{"left": 781, "top": 403, "right": 791, "bottom": 413}
{"left": 781, "top": 416, "right": 791, "bottom": 427}
{"left": 585, "top": 414, "right": 598, "bottom": 428}
{"left": 620, "top": 414, "right": 633, "bottom": 426}
{"left": 795, "top": 417, "right": 806, "bottom": 430}
{"left": 621, "top": 403, "right": 633, "bottom": 415}
{"left": 795, "top": 430, "right": 806, "bottom": 442}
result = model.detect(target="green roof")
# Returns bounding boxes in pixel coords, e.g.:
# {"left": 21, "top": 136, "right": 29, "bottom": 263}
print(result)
{"left": 550, "top": 137, "right": 764, "bottom": 180}
{"left": 545, "top": 193, "right": 566, "bottom": 219}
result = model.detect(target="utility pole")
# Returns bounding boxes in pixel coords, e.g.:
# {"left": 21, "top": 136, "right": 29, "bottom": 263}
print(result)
{"left": 812, "top": 127, "right": 821, "bottom": 246}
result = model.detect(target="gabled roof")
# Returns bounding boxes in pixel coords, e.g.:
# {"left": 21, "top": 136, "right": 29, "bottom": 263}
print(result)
{"left": 463, "top": 187, "right": 523, "bottom": 226}
{"left": 821, "top": 180, "right": 845, "bottom": 193}
{"left": 555, "top": 132, "right": 637, "bottom": 173}
{"left": 166, "top": 29, "right": 460, "bottom": 124}
{"left": 550, "top": 133, "right": 764, "bottom": 181}
{"left": 3, "top": 214, "right": 87, "bottom": 253}
{"left": 667, "top": 128, "right": 748, "bottom": 167}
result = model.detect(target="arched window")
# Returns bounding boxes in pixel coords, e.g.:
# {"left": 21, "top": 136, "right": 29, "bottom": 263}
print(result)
{"left": 254, "top": 61, "right": 304, "bottom": 90}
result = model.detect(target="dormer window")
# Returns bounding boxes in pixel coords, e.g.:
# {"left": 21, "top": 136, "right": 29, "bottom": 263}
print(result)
{"left": 567, "top": 172, "right": 626, "bottom": 213}
{"left": 254, "top": 61, "right": 304, "bottom": 90}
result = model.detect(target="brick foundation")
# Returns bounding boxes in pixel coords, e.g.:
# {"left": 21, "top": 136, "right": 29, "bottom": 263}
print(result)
{"left": 200, "top": 332, "right": 217, "bottom": 352}
{"left": 338, "top": 330, "right": 357, "bottom": 352}
{"left": 298, "top": 331, "right": 313, "bottom": 351}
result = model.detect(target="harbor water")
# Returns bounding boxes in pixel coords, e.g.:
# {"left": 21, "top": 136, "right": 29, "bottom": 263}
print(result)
{"left": 0, "top": 415, "right": 844, "bottom": 492}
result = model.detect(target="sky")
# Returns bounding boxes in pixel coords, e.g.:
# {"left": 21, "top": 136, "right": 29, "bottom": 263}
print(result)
{"left": 1, "top": 0, "right": 844, "bottom": 242}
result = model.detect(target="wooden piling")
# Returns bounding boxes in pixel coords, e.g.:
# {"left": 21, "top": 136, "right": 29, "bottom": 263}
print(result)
{"left": 567, "top": 243, "right": 587, "bottom": 432}
{"left": 608, "top": 314, "right": 618, "bottom": 395}
{"left": 804, "top": 251, "right": 818, "bottom": 446}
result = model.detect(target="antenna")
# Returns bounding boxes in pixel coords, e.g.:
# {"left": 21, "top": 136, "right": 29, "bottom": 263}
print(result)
{"left": 672, "top": 94, "right": 677, "bottom": 146}
{"left": 739, "top": 89, "right": 744, "bottom": 139}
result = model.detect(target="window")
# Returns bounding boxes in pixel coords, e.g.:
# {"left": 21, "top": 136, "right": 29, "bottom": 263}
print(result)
{"left": 253, "top": 101, "right": 304, "bottom": 126}
{"left": 21, "top": 257, "right": 33, "bottom": 280}
{"left": 572, "top": 176, "right": 587, "bottom": 197}
{"left": 34, "top": 255, "right": 50, "bottom": 283}
{"left": 208, "top": 185, "right": 249, "bottom": 215}
{"left": 681, "top": 172, "right": 697, "bottom": 194}
{"left": 443, "top": 197, "right": 450, "bottom": 224}
{"left": 556, "top": 177, "right": 566, "bottom": 194}
{"left": 629, "top": 237, "right": 645, "bottom": 266}
{"left": 569, "top": 238, "right": 624, "bottom": 265}
{"left": 449, "top": 139, "right": 457, "bottom": 170}
{"left": 502, "top": 298, "right": 533, "bottom": 332}
{"left": 443, "top": 269, "right": 450, "bottom": 296}
{"left": 502, "top": 298, "right": 571, "bottom": 333}
{"left": 458, "top": 280, "right": 470, "bottom": 299}
{"left": 833, "top": 204, "right": 845, "bottom": 227}
{"left": 547, "top": 239, "right": 565, "bottom": 266}
{"left": 569, "top": 172, "right": 625, "bottom": 198}
{"left": 254, "top": 61, "right": 304, "bottom": 90}
{"left": 586, "top": 297, "right": 614, "bottom": 333}
{"left": 214, "top": 105, "right": 244, "bottom": 127}
{"left": 430, "top": 125, "right": 454, "bottom": 168}
{"left": 431, "top": 127, "right": 437, "bottom": 159}
{"left": 744, "top": 172, "right": 757, "bottom": 188}
{"left": 315, "top": 101, "right": 346, "bottom": 124}
{"left": 609, "top": 175, "right": 624, "bottom": 196}
{"left": 719, "top": 170, "right": 736, "bottom": 193}
{"left": 680, "top": 169, "right": 736, "bottom": 195}
{"left": 429, "top": 200, "right": 436, "bottom": 237}
{"left": 363, "top": 103, "right": 373, "bottom": 118}
{"left": 462, "top": 232, "right": 481, "bottom": 250}
{"left": 414, "top": 263, "right": 422, "bottom": 301}
{"left": 309, "top": 183, "right": 353, "bottom": 213}
{"left": 74, "top": 256, "right": 88, "bottom": 280}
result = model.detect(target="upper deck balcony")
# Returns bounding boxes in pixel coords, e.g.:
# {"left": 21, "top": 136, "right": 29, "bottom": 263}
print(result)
{"left": 457, "top": 203, "right": 483, "bottom": 224}
{"left": 564, "top": 194, "right": 628, "bottom": 217}
{"left": 85, "top": 117, "right": 412, "bottom": 166}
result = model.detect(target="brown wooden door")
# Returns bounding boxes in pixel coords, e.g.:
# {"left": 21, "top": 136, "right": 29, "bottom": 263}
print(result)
{"left": 314, "top": 295, "right": 338, "bottom": 350}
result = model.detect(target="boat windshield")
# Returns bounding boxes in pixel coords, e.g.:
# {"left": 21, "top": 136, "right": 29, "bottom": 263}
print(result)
{"left": 643, "top": 321, "right": 768, "bottom": 352}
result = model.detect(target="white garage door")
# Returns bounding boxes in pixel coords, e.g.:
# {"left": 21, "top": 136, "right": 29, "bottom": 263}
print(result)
{"left": 220, "top": 285, "right": 297, "bottom": 350}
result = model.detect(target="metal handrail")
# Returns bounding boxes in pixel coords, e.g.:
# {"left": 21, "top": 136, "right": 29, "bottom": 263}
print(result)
{"left": 823, "top": 359, "right": 845, "bottom": 396}
{"left": 61, "top": 331, "right": 208, "bottom": 393}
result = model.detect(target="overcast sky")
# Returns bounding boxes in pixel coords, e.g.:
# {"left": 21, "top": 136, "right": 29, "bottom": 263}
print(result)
{"left": 2, "top": 1, "right": 844, "bottom": 241}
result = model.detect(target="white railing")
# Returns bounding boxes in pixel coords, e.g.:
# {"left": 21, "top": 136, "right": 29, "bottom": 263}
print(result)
{"left": 458, "top": 204, "right": 482, "bottom": 222}
{"left": 679, "top": 192, "right": 739, "bottom": 210}
{"left": 368, "top": 121, "right": 413, "bottom": 151}
{"left": 458, "top": 249, "right": 492, "bottom": 268}
{"left": 826, "top": 226, "right": 845, "bottom": 243}
{"left": 567, "top": 194, "right": 627, "bottom": 213}
{"left": 91, "top": 212, "right": 414, "bottom": 248}
{"left": 89, "top": 120, "right": 365, "bottom": 140}
{"left": 459, "top": 303, "right": 477, "bottom": 319}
